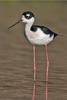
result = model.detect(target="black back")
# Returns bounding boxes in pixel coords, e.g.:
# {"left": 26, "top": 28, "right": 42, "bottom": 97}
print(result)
{"left": 31, "top": 25, "right": 58, "bottom": 38}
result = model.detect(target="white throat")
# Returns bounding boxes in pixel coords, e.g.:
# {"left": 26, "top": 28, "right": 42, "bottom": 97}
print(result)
{"left": 24, "top": 22, "right": 34, "bottom": 42}
{"left": 25, "top": 22, "right": 33, "bottom": 30}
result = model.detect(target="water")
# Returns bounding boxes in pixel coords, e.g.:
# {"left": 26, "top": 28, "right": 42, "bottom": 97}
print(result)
{"left": 0, "top": 1, "right": 67, "bottom": 100}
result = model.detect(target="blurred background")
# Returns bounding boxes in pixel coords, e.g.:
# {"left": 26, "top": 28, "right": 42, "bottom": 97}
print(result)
{"left": 0, "top": 0, "right": 67, "bottom": 100}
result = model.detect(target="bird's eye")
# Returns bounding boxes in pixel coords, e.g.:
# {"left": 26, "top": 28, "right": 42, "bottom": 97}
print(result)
{"left": 25, "top": 14, "right": 31, "bottom": 19}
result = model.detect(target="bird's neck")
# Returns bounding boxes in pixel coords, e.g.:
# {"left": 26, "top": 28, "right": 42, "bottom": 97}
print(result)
{"left": 24, "top": 22, "right": 34, "bottom": 40}
{"left": 25, "top": 22, "right": 33, "bottom": 31}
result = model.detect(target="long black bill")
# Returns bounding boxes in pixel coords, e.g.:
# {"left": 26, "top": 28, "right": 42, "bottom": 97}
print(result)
{"left": 8, "top": 19, "right": 22, "bottom": 29}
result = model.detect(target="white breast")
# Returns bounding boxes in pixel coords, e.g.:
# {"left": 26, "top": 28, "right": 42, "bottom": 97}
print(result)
{"left": 25, "top": 24, "right": 54, "bottom": 45}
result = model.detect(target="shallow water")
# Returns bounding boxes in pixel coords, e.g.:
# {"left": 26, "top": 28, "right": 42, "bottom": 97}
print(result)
{"left": 0, "top": 1, "right": 67, "bottom": 100}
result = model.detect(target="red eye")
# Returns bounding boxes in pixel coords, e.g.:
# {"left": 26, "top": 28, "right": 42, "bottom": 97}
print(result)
{"left": 22, "top": 11, "right": 35, "bottom": 19}
{"left": 25, "top": 14, "right": 31, "bottom": 19}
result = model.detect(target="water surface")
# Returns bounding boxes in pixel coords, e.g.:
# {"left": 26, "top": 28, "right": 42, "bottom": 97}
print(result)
{"left": 0, "top": 1, "right": 67, "bottom": 100}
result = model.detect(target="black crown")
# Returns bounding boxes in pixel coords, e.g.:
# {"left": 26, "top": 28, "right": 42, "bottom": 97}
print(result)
{"left": 22, "top": 11, "right": 35, "bottom": 19}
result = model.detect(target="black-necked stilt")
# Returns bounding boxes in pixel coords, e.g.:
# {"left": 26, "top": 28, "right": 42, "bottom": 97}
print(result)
{"left": 8, "top": 11, "right": 58, "bottom": 100}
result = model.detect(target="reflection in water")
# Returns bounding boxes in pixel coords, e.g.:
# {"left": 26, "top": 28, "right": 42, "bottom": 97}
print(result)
{"left": 0, "top": 1, "right": 67, "bottom": 100}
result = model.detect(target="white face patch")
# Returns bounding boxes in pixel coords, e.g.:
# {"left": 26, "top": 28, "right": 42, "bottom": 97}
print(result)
{"left": 26, "top": 14, "right": 30, "bottom": 17}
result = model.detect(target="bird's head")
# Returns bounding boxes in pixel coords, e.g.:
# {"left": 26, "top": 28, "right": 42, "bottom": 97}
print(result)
{"left": 8, "top": 11, "right": 35, "bottom": 29}
{"left": 21, "top": 11, "right": 35, "bottom": 24}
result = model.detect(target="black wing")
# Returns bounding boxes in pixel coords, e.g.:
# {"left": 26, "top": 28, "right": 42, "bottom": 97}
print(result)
{"left": 31, "top": 25, "right": 58, "bottom": 38}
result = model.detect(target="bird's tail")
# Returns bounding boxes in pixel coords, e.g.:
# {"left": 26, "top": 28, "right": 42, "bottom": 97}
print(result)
{"left": 54, "top": 32, "right": 63, "bottom": 38}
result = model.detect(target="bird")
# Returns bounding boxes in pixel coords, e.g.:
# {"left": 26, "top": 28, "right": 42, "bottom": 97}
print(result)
{"left": 8, "top": 11, "right": 58, "bottom": 100}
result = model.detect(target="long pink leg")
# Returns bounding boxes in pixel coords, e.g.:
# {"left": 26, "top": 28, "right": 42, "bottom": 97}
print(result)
{"left": 32, "top": 83, "right": 36, "bottom": 100}
{"left": 45, "top": 45, "right": 49, "bottom": 100}
{"left": 33, "top": 46, "right": 36, "bottom": 82}
{"left": 32, "top": 46, "right": 36, "bottom": 100}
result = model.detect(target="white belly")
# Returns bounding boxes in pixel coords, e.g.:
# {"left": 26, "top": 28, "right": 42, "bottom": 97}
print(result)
{"left": 29, "top": 35, "right": 54, "bottom": 45}
{"left": 25, "top": 26, "right": 54, "bottom": 45}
